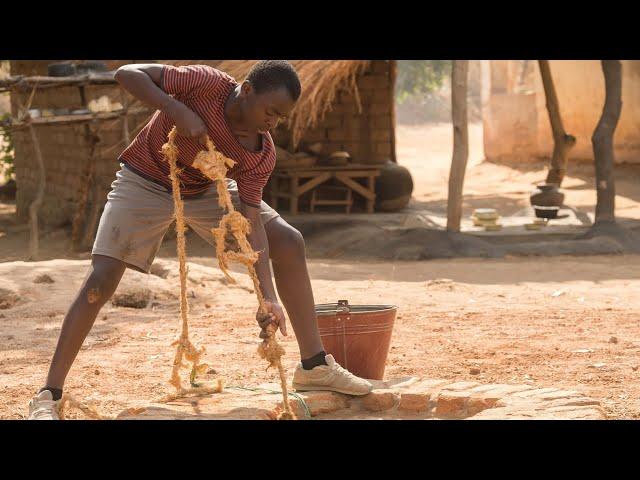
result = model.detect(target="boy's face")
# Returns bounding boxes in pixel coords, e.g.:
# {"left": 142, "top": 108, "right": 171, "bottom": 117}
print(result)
{"left": 240, "top": 82, "right": 296, "bottom": 134}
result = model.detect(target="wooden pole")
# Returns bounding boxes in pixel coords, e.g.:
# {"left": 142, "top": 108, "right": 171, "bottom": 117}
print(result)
{"left": 592, "top": 60, "right": 622, "bottom": 224}
{"left": 389, "top": 60, "right": 397, "bottom": 163}
{"left": 121, "top": 89, "right": 131, "bottom": 146}
{"left": 26, "top": 121, "right": 45, "bottom": 261}
{"left": 71, "top": 127, "right": 100, "bottom": 250}
{"left": 446, "top": 60, "right": 469, "bottom": 233}
{"left": 538, "top": 60, "right": 576, "bottom": 185}
{"left": 81, "top": 184, "right": 105, "bottom": 250}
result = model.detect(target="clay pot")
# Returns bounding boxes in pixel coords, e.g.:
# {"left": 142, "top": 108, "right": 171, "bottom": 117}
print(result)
{"left": 327, "top": 151, "right": 350, "bottom": 166}
{"left": 374, "top": 161, "right": 414, "bottom": 212}
{"left": 530, "top": 183, "right": 565, "bottom": 208}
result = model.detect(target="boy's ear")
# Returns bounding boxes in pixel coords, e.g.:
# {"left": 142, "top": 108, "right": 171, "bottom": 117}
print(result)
{"left": 240, "top": 81, "right": 253, "bottom": 97}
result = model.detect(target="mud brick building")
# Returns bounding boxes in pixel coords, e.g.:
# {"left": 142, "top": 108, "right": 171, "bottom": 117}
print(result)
{"left": 8, "top": 60, "right": 397, "bottom": 227}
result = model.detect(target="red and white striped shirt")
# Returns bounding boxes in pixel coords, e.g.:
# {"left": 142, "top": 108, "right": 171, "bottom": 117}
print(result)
{"left": 119, "top": 64, "right": 276, "bottom": 207}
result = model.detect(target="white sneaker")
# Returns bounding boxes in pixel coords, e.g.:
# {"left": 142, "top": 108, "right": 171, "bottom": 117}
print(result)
{"left": 292, "top": 354, "right": 373, "bottom": 396}
{"left": 28, "top": 390, "right": 60, "bottom": 420}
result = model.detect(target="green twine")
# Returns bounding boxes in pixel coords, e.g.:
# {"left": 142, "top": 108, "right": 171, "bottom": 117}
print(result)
{"left": 226, "top": 385, "right": 312, "bottom": 419}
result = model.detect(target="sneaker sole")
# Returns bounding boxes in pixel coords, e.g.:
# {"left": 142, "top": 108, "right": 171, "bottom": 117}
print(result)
{"left": 291, "top": 382, "right": 372, "bottom": 397}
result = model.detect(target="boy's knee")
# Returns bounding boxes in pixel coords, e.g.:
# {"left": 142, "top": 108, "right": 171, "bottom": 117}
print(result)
{"left": 279, "top": 226, "right": 305, "bottom": 257}
{"left": 266, "top": 218, "right": 306, "bottom": 262}
{"left": 85, "top": 258, "right": 125, "bottom": 304}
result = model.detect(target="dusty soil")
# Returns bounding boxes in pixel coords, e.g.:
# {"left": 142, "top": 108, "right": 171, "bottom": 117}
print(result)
{"left": 1, "top": 123, "right": 639, "bottom": 420}
{"left": 0, "top": 255, "right": 638, "bottom": 420}
{"left": 399, "top": 122, "right": 640, "bottom": 222}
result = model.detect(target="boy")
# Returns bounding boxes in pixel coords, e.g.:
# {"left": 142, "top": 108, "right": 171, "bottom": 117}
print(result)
{"left": 28, "top": 60, "right": 372, "bottom": 420}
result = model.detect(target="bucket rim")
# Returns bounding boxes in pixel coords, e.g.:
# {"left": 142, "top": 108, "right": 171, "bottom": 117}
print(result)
{"left": 314, "top": 303, "right": 398, "bottom": 315}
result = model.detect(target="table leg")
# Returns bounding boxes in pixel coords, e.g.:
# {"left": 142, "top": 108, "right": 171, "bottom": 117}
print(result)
{"left": 367, "top": 175, "right": 375, "bottom": 213}
{"left": 270, "top": 178, "right": 278, "bottom": 210}
{"left": 290, "top": 175, "right": 299, "bottom": 215}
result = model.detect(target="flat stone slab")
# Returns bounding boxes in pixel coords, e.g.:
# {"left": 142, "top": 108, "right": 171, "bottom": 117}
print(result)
{"left": 117, "top": 377, "right": 607, "bottom": 420}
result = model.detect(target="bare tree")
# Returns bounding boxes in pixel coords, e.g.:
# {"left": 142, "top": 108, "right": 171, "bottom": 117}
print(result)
{"left": 446, "top": 60, "right": 469, "bottom": 232}
{"left": 580, "top": 60, "right": 639, "bottom": 253}
{"left": 592, "top": 60, "right": 622, "bottom": 224}
{"left": 538, "top": 60, "right": 576, "bottom": 185}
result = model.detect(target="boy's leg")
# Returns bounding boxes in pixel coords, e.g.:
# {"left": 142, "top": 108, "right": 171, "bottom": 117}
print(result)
{"left": 263, "top": 216, "right": 324, "bottom": 359}
{"left": 44, "top": 255, "right": 126, "bottom": 390}
{"left": 183, "top": 181, "right": 322, "bottom": 357}
{"left": 30, "top": 164, "right": 174, "bottom": 418}
{"left": 186, "top": 183, "right": 371, "bottom": 395}
{"left": 184, "top": 180, "right": 322, "bottom": 358}
{"left": 262, "top": 216, "right": 372, "bottom": 394}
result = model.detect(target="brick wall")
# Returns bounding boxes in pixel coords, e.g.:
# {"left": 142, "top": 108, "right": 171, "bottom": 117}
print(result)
{"left": 288, "top": 60, "right": 395, "bottom": 165}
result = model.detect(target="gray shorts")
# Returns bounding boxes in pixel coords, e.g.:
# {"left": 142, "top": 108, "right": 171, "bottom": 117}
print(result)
{"left": 92, "top": 163, "right": 280, "bottom": 273}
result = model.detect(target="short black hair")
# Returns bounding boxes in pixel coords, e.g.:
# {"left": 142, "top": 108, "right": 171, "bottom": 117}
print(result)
{"left": 246, "top": 60, "right": 301, "bottom": 101}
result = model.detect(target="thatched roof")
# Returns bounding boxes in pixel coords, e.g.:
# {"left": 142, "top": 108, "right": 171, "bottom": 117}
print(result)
{"left": 165, "top": 60, "right": 373, "bottom": 148}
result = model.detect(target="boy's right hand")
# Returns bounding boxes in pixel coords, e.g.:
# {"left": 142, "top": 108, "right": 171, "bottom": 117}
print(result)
{"left": 165, "top": 100, "right": 208, "bottom": 143}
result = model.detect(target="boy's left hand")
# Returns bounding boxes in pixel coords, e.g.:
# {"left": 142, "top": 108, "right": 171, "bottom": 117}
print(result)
{"left": 256, "top": 300, "right": 288, "bottom": 338}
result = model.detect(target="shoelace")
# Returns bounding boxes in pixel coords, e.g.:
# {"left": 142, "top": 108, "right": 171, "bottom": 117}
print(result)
{"left": 31, "top": 400, "right": 58, "bottom": 419}
{"left": 330, "top": 362, "right": 361, "bottom": 382}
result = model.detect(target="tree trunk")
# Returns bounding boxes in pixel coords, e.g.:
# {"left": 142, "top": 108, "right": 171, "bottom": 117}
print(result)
{"left": 446, "top": 60, "right": 469, "bottom": 233}
{"left": 592, "top": 60, "right": 622, "bottom": 224}
{"left": 27, "top": 122, "right": 45, "bottom": 261}
{"left": 538, "top": 60, "right": 576, "bottom": 185}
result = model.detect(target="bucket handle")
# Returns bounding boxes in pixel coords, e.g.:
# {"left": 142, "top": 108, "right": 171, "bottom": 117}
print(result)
{"left": 337, "top": 299, "right": 350, "bottom": 313}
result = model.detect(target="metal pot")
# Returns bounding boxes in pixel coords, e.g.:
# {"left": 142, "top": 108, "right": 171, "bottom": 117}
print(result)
{"left": 534, "top": 206, "right": 560, "bottom": 219}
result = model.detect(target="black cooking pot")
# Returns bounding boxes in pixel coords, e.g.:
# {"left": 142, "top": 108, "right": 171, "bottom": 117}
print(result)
{"left": 47, "top": 62, "right": 76, "bottom": 77}
{"left": 76, "top": 61, "right": 108, "bottom": 75}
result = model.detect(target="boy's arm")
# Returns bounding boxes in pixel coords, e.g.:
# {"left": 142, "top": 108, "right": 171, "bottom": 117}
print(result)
{"left": 114, "top": 63, "right": 207, "bottom": 140}
{"left": 239, "top": 201, "right": 288, "bottom": 337}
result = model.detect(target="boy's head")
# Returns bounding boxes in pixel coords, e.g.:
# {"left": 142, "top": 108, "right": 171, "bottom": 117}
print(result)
{"left": 239, "top": 60, "right": 301, "bottom": 134}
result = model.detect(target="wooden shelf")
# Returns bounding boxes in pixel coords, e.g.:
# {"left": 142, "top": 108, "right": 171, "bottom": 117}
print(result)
{"left": 274, "top": 164, "right": 382, "bottom": 174}
{"left": 0, "top": 72, "right": 118, "bottom": 92}
{"left": 8, "top": 107, "right": 151, "bottom": 127}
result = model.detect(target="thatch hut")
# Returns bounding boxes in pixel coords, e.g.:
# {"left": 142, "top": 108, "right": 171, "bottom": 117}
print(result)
{"left": 7, "top": 60, "right": 397, "bottom": 228}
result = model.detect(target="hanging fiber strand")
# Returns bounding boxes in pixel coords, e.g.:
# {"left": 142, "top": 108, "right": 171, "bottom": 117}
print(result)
{"left": 177, "top": 129, "right": 295, "bottom": 420}
{"left": 53, "top": 126, "right": 293, "bottom": 420}
{"left": 58, "top": 394, "right": 112, "bottom": 420}
{"left": 160, "top": 127, "right": 225, "bottom": 399}
{"left": 58, "top": 394, "right": 147, "bottom": 420}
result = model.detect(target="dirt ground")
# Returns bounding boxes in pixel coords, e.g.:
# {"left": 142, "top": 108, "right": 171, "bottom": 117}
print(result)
{"left": 1, "top": 255, "right": 638, "bottom": 419}
{"left": 399, "top": 122, "right": 640, "bottom": 221}
{"left": 1, "top": 123, "right": 639, "bottom": 420}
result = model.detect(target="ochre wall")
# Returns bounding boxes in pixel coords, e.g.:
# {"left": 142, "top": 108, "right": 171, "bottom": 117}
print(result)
{"left": 483, "top": 60, "right": 640, "bottom": 164}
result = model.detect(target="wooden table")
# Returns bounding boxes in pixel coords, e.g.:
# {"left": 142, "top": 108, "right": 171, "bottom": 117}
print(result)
{"left": 270, "top": 164, "right": 381, "bottom": 214}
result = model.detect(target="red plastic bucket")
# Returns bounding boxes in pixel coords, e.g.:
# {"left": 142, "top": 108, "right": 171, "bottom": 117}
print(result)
{"left": 315, "top": 300, "right": 397, "bottom": 380}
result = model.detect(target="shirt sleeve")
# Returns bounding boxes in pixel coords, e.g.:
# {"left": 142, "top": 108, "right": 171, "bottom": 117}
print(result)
{"left": 236, "top": 169, "right": 272, "bottom": 207}
{"left": 161, "top": 64, "right": 222, "bottom": 99}
{"left": 236, "top": 141, "right": 276, "bottom": 207}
